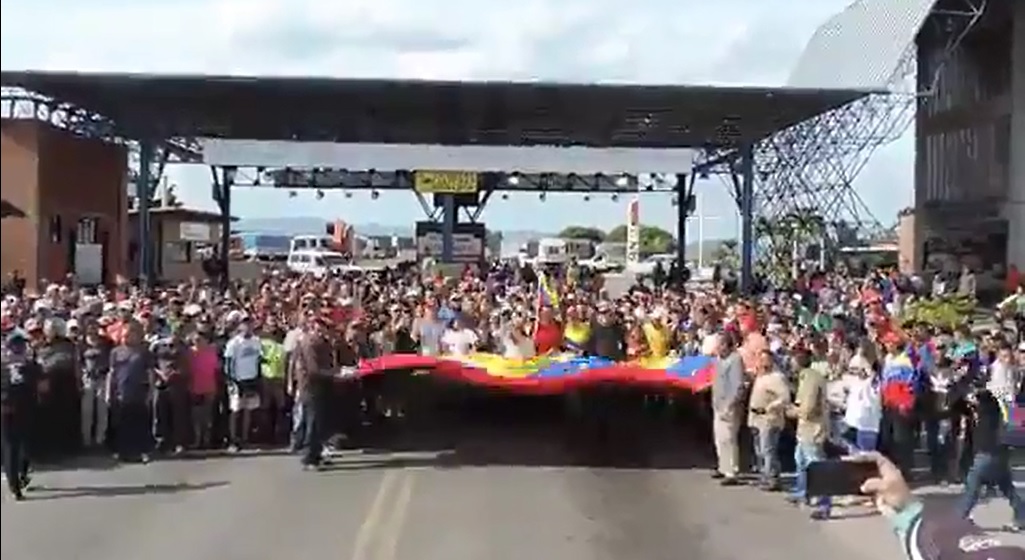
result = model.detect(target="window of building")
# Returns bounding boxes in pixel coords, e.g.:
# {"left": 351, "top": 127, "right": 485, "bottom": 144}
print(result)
{"left": 48, "top": 215, "right": 62, "bottom": 243}
{"left": 164, "top": 242, "right": 192, "bottom": 263}
{"left": 77, "top": 217, "right": 99, "bottom": 244}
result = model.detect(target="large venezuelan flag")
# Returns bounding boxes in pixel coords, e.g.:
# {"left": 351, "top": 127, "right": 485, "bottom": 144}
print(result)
{"left": 358, "top": 352, "right": 717, "bottom": 395}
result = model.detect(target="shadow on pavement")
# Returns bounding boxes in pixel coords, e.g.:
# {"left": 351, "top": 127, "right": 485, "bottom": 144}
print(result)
{"left": 164, "top": 448, "right": 295, "bottom": 461}
{"left": 24, "top": 481, "right": 229, "bottom": 501}
{"left": 29, "top": 453, "right": 122, "bottom": 473}
{"left": 325, "top": 391, "right": 718, "bottom": 471}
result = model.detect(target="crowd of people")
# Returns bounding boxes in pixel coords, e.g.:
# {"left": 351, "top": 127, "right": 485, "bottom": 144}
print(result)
{"left": 1, "top": 261, "right": 1024, "bottom": 557}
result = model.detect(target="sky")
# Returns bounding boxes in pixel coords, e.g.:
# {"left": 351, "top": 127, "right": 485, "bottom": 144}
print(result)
{"left": 0, "top": 0, "right": 915, "bottom": 238}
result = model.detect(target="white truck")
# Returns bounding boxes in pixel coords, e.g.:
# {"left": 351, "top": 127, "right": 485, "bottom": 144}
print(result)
{"left": 287, "top": 249, "right": 363, "bottom": 277}
{"left": 579, "top": 252, "right": 622, "bottom": 273}
{"left": 515, "top": 238, "right": 571, "bottom": 267}
{"left": 626, "top": 253, "right": 676, "bottom": 277}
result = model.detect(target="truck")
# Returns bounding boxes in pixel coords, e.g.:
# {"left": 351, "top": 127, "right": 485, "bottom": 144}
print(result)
{"left": 626, "top": 253, "right": 676, "bottom": 277}
{"left": 579, "top": 252, "right": 622, "bottom": 273}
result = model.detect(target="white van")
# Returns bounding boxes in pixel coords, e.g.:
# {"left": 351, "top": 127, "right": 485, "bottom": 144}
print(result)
{"left": 287, "top": 250, "right": 362, "bottom": 277}
{"left": 536, "top": 238, "right": 570, "bottom": 265}
{"left": 289, "top": 235, "right": 333, "bottom": 253}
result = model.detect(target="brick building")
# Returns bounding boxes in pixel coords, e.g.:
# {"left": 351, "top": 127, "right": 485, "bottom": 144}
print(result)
{"left": 0, "top": 119, "right": 128, "bottom": 287}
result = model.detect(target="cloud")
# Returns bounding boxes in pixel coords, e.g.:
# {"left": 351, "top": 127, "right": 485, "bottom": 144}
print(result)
{"left": 0, "top": 0, "right": 913, "bottom": 227}
{"left": 1, "top": 0, "right": 856, "bottom": 84}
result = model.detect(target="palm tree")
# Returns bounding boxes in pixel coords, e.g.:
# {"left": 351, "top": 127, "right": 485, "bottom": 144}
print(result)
{"left": 753, "top": 208, "right": 826, "bottom": 280}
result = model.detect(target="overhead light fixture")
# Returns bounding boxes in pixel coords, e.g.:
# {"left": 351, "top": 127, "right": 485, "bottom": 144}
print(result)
{"left": 344, "top": 191, "right": 353, "bottom": 198}
{"left": 507, "top": 174, "right": 520, "bottom": 186}
{"left": 315, "top": 190, "right": 325, "bottom": 200}
{"left": 288, "top": 190, "right": 297, "bottom": 198}
{"left": 370, "top": 190, "right": 380, "bottom": 200}
{"left": 583, "top": 195, "right": 590, "bottom": 202}
{"left": 539, "top": 193, "right": 546, "bottom": 202}
{"left": 615, "top": 175, "right": 629, "bottom": 188}
{"left": 501, "top": 193, "right": 509, "bottom": 200}
{"left": 611, "top": 194, "right": 619, "bottom": 202}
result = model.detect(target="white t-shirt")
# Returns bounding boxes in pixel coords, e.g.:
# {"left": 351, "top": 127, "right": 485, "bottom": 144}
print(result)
{"left": 844, "top": 376, "right": 882, "bottom": 433}
{"left": 442, "top": 328, "right": 479, "bottom": 357}
{"left": 283, "top": 328, "right": 304, "bottom": 353}
{"left": 987, "top": 361, "right": 1019, "bottom": 402}
{"left": 503, "top": 336, "right": 536, "bottom": 360}
{"left": 224, "top": 334, "right": 262, "bottom": 381}
{"left": 700, "top": 334, "right": 720, "bottom": 356}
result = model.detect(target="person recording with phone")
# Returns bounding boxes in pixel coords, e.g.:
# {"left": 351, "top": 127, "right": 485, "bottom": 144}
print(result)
{"left": 856, "top": 452, "right": 1023, "bottom": 560}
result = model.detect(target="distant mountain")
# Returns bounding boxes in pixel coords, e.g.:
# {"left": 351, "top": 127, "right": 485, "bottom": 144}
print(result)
{"left": 235, "top": 217, "right": 416, "bottom": 238}
{"left": 235, "top": 217, "right": 553, "bottom": 240}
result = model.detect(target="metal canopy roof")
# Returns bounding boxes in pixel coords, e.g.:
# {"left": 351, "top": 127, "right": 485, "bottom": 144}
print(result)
{"left": 0, "top": 70, "right": 872, "bottom": 149}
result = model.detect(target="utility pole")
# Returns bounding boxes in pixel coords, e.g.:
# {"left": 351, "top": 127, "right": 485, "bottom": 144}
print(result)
{"left": 686, "top": 197, "right": 722, "bottom": 269}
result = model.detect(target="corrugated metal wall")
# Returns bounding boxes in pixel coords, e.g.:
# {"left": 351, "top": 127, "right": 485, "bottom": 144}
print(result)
{"left": 915, "top": 10, "right": 1012, "bottom": 210}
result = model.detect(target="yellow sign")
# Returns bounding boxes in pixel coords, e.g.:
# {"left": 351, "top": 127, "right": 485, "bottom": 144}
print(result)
{"left": 414, "top": 170, "right": 478, "bottom": 194}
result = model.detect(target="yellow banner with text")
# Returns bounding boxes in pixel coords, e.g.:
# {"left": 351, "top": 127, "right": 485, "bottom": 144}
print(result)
{"left": 413, "top": 170, "right": 479, "bottom": 194}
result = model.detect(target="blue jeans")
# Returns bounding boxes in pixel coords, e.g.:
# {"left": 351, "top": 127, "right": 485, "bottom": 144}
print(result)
{"left": 792, "top": 441, "right": 832, "bottom": 513}
{"left": 290, "top": 399, "right": 309, "bottom": 451}
{"left": 957, "top": 451, "right": 1025, "bottom": 523}
{"left": 301, "top": 394, "right": 327, "bottom": 467}
{"left": 853, "top": 430, "right": 879, "bottom": 453}
{"left": 752, "top": 426, "right": 782, "bottom": 484}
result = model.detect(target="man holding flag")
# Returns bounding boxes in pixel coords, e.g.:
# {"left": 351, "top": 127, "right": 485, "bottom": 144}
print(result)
{"left": 533, "top": 271, "right": 564, "bottom": 354}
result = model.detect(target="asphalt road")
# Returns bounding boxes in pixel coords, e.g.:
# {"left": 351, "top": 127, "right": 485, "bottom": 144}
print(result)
{"left": 9, "top": 416, "right": 995, "bottom": 560}
{"left": 602, "top": 272, "right": 637, "bottom": 299}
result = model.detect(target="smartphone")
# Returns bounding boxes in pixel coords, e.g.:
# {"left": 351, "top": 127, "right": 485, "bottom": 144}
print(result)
{"left": 805, "top": 459, "right": 879, "bottom": 497}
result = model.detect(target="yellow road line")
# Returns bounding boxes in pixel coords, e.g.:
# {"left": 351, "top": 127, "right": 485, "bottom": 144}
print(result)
{"left": 375, "top": 472, "right": 416, "bottom": 560}
{"left": 350, "top": 470, "right": 399, "bottom": 560}
{"left": 349, "top": 469, "right": 418, "bottom": 560}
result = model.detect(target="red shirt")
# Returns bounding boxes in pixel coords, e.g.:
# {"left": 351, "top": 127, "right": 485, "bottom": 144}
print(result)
{"left": 533, "top": 322, "right": 563, "bottom": 354}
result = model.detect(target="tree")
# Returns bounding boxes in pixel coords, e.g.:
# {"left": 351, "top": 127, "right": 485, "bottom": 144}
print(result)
{"left": 606, "top": 225, "right": 628, "bottom": 243}
{"left": 713, "top": 239, "right": 739, "bottom": 270}
{"left": 558, "top": 226, "right": 606, "bottom": 243}
{"left": 606, "top": 224, "right": 675, "bottom": 254}
{"left": 756, "top": 207, "right": 827, "bottom": 280}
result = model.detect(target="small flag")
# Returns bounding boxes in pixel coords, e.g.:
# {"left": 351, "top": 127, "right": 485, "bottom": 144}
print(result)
{"left": 537, "top": 271, "right": 560, "bottom": 309}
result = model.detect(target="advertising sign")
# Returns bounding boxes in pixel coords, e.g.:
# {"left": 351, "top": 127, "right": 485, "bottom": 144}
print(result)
{"left": 414, "top": 170, "right": 479, "bottom": 194}
{"left": 626, "top": 197, "right": 640, "bottom": 265}
{"left": 415, "top": 221, "right": 486, "bottom": 263}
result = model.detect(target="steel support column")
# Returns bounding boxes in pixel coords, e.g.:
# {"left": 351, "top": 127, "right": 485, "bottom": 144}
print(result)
{"left": 218, "top": 167, "right": 236, "bottom": 289}
{"left": 675, "top": 173, "right": 689, "bottom": 267}
{"left": 1008, "top": 0, "right": 1025, "bottom": 269}
{"left": 441, "top": 194, "right": 456, "bottom": 263}
{"left": 739, "top": 143, "right": 755, "bottom": 293}
{"left": 137, "top": 141, "right": 154, "bottom": 282}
